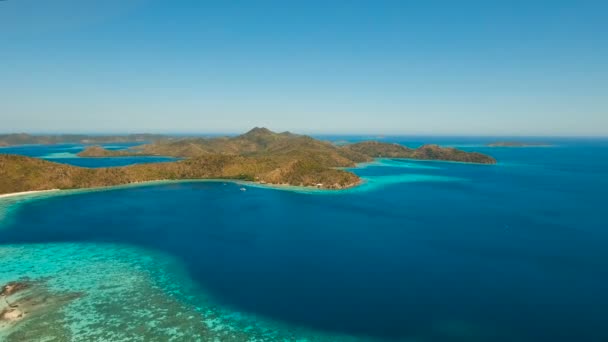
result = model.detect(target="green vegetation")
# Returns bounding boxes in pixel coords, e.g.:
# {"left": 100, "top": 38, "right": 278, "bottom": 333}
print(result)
{"left": 342, "top": 141, "right": 413, "bottom": 158}
{"left": 136, "top": 127, "right": 367, "bottom": 165}
{"left": 77, "top": 146, "right": 146, "bottom": 157}
{"left": 0, "top": 128, "right": 496, "bottom": 194}
{"left": 343, "top": 141, "right": 497, "bottom": 164}
{"left": 0, "top": 154, "right": 359, "bottom": 194}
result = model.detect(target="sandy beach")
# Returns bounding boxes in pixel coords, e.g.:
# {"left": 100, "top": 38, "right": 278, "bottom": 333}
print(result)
{"left": 0, "top": 190, "right": 60, "bottom": 200}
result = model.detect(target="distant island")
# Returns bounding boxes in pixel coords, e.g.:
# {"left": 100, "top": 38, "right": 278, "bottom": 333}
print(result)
{"left": 0, "top": 128, "right": 496, "bottom": 194}
{"left": 0, "top": 133, "right": 166, "bottom": 147}
{"left": 486, "top": 141, "right": 551, "bottom": 147}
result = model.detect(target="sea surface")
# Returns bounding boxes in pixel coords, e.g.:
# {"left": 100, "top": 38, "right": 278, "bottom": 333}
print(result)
{"left": 1, "top": 137, "right": 607, "bottom": 341}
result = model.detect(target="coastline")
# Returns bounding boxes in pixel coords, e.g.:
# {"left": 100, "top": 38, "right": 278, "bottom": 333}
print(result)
{"left": 0, "top": 178, "right": 362, "bottom": 230}
{"left": 0, "top": 155, "right": 480, "bottom": 202}
{"left": 386, "top": 157, "right": 498, "bottom": 165}
{"left": 0, "top": 177, "right": 361, "bottom": 204}
{"left": 0, "top": 162, "right": 368, "bottom": 201}
{"left": 0, "top": 154, "right": 483, "bottom": 213}
{"left": 0, "top": 189, "right": 61, "bottom": 199}
{"left": 0, "top": 179, "right": 359, "bottom": 199}
{"left": 0, "top": 154, "right": 489, "bottom": 204}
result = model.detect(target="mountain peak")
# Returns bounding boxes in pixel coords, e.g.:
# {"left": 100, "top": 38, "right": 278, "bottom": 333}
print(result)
{"left": 243, "top": 127, "right": 275, "bottom": 136}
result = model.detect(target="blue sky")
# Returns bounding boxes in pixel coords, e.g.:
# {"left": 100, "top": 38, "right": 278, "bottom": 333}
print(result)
{"left": 1, "top": 0, "right": 606, "bottom": 135}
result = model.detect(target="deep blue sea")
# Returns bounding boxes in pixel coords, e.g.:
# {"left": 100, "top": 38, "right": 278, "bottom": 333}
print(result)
{"left": 1, "top": 137, "right": 607, "bottom": 341}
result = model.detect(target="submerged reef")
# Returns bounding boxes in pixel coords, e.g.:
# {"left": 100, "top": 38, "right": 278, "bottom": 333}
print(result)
{"left": 0, "top": 278, "right": 83, "bottom": 338}
{"left": 0, "top": 243, "right": 369, "bottom": 341}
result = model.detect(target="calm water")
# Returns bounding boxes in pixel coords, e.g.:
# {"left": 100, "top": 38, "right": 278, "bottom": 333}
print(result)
{"left": 1, "top": 137, "right": 608, "bottom": 341}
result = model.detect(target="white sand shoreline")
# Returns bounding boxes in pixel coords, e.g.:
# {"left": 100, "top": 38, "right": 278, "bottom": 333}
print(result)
{"left": 0, "top": 189, "right": 61, "bottom": 199}
{"left": 0, "top": 158, "right": 403, "bottom": 203}
{"left": 0, "top": 175, "right": 362, "bottom": 202}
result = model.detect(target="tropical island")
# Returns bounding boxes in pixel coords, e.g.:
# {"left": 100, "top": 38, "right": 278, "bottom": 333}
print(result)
{"left": 0, "top": 133, "right": 166, "bottom": 147}
{"left": 486, "top": 141, "right": 551, "bottom": 147}
{"left": 0, "top": 128, "right": 496, "bottom": 195}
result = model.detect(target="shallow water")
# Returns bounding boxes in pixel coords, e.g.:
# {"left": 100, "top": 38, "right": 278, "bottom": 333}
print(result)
{"left": 1, "top": 137, "right": 608, "bottom": 341}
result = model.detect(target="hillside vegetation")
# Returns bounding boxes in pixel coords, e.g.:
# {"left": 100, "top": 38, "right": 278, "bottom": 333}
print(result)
{"left": 343, "top": 141, "right": 496, "bottom": 163}
{"left": 128, "top": 128, "right": 495, "bottom": 164}
{"left": 77, "top": 146, "right": 147, "bottom": 157}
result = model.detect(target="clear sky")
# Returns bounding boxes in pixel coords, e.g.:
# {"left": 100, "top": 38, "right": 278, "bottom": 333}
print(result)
{"left": 1, "top": 0, "right": 607, "bottom": 135}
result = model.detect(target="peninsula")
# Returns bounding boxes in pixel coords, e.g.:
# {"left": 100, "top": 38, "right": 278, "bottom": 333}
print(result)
{"left": 0, "top": 128, "right": 496, "bottom": 194}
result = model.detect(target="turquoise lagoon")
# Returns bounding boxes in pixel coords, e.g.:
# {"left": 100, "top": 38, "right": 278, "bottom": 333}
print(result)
{"left": 1, "top": 137, "right": 608, "bottom": 341}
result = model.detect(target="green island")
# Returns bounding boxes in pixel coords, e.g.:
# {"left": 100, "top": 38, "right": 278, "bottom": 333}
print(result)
{"left": 0, "top": 128, "right": 496, "bottom": 195}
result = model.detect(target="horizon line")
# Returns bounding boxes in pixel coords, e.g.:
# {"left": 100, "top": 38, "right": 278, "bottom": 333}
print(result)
{"left": 1, "top": 130, "right": 607, "bottom": 139}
